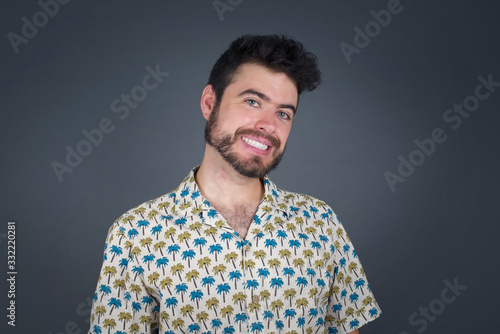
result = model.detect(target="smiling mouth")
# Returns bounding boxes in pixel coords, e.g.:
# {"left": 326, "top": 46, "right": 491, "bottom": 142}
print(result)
{"left": 241, "top": 136, "right": 269, "bottom": 151}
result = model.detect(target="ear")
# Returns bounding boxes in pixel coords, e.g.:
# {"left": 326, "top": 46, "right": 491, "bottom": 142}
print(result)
{"left": 200, "top": 85, "right": 216, "bottom": 121}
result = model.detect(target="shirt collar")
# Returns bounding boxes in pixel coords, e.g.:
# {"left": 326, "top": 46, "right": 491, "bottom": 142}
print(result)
{"left": 171, "top": 167, "right": 290, "bottom": 223}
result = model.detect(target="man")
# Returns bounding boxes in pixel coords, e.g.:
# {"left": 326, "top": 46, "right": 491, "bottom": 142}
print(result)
{"left": 88, "top": 35, "right": 381, "bottom": 334}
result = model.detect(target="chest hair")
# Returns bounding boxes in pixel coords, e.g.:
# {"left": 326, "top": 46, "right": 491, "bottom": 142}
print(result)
{"left": 214, "top": 203, "right": 257, "bottom": 240}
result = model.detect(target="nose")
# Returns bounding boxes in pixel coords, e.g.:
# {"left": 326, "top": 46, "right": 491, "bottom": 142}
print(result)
{"left": 254, "top": 110, "right": 276, "bottom": 134}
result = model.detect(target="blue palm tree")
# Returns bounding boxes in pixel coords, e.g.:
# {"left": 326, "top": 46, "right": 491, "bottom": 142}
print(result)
{"left": 289, "top": 206, "right": 299, "bottom": 213}
{"left": 276, "top": 230, "right": 287, "bottom": 246}
{"left": 354, "top": 278, "right": 366, "bottom": 295}
{"left": 296, "top": 277, "right": 308, "bottom": 294}
{"left": 167, "top": 244, "right": 181, "bottom": 261}
{"left": 141, "top": 253, "right": 153, "bottom": 268}
{"left": 339, "top": 257, "right": 346, "bottom": 269}
{"left": 107, "top": 297, "right": 122, "bottom": 314}
{"left": 349, "top": 319, "right": 360, "bottom": 330}
{"left": 131, "top": 265, "right": 144, "bottom": 280}
{"left": 165, "top": 297, "right": 178, "bottom": 316}
{"left": 174, "top": 217, "right": 187, "bottom": 229}
{"left": 191, "top": 190, "right": 200, "bottom": 200}
{"left": 333, "top": 303, "right": 342, "bottom": 313}
{"left": 253, "top": 215, "right": 261, "bottom": 225}
{"left": 201, "top": 276, "right": 215, "bottom": 294}
{"left": 220, "top": 232, "right": 233, "bottom": 248}
{"left": 275, "top": 320, "right": 284, "bottom": 330}
{"left": 349, "top": 292, "right": 359, "bottom": 308}
{"left": 308, "top": 308, "right": 318, "bottom": 322}
{"left": 236, "top": 240, "right": 247, "bottom": 249}
{"left": 264, "top": 238, "right": 277, "bottom": 256}
{"left": 288, "top": 239, "right": 301, "bottom": 255}
{"left": 131, "top": 301, "right": 141, "bottom": 315}
{"left": 302, "top": 210, "right": 311, "bottom": 220}
{"left": 316, "top": 278, "right": 325, "bottom": 288}
{"left": 208, "top": 244, "right": 223, "bottom": 261}
{"left": 369, "top": 307, "right": 379, "bottom": 318}
{"left": 245, "top": 279, "right": 259, "bottom": 298}
{"left": 151, "top": 225, "right": 163, "bottom": 239}
{"left": 282, "top": 267, "right": 295, "bottom": 285}
{"left": 306, "top": 268, "right": 316, "bottom": 284}
{"left": 223, "top": 325, "right": 235, "bottom": 334}
{"left": 343, "top": 244, "right": 351, "bottom": 260}
{"left": 180, "top": 187, "right": 190, "bottom": 199}
{"left": 311, "top": 241, "right": 321, "bottom": 255}
{"left": 309, "top": 205, "right": 318, "bottom": 218}
{"left": 92, "top": 325, "right": 102, "bottom": 334}
{"left": 321, "top": 212, "right": 329, "bottom": 219}
{"left": 296, "top": 316, "right": 305, "bottom": 329}
{"left": 193, "top": 237, "right": 207, "bottom": 254}
{"left": 124, "top": 292, "right": 131, "bottom": 305}
{"left": 328, "top": 327, "right": 339, "bottom": 334}
{"left": 216, "top": 283, "right": 231, "bottom": 302}
{"left": 127, "top": 228, "right": 138, "bottom": 239}
{"left": 141, "top": 296, "right": 154, "bottom": 311}
{"left": 284, "top": 309, "right": 297, "bottom": 327}
{"left": 234, "top": 313, "right": 248, "bottom": 331}
{"left": 319, "top": 234, "right": 329, "bottom": 245}
{"left": 175, "top": 283, "right": 188, "bottom": 302}
{"left": 341, "top": 289, "right": 347, "bottom": 303}
{"left": 155, "top": 257, "right": 169, "bottom": 275}
{"left": 137, "top": 219, "right": 150, "bottom": 234}
{"left": 229, "top": 271, "right": 242, "bottom": 288}
{"left": 109, "top": 245, "right": 123, "bottom": 262}
{"left": 270, "top": 277, "right": 284, "bottom": 297}
{"left": 298, "top": 233, "right": 309, "bottom": 247}
{"left": 207, "top": 209, "right": 218, "bottom": 218}
{"left": 211, "top": 318, "right": 223, "bottom": 330}
{"left": 257, "top": 268, "right": 270, "bottom": 285}
{"left": 353, "top": 249, "right": 357, "bottom": 258}
{"left": 315, "top": 317, "right": 324, "bottom": 328}
{"left": 250, "top": 322, "right": 264, "bottom": 333}
{"left": 263, "top": 310, "right": 274, "bottom": 326}
{"left": 160, "top": 214, "right": 173, "bottom": 222}
{"left": 186, "top": 323, "right": 200, "bottom": 333}
{"left": 189, "top": 289, "right": 204, "bottom": 308}
{"left": 182, "top": 249, "right": 196, "bottom": 267}
{"left": 99, "top": 284, "right": 111, "bottom": 302}
{"left": 118, "top": 258, "right": 129, "bottom": 274}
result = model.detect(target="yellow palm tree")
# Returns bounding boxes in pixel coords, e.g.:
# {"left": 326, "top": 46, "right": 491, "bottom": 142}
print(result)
{"left": 268, "top": 258, "right": 281, "bottom": 275}
{"left": 292, "top": 258, "right": 304, "bottom": 275}
{"left": 177, "top": 231, "right": 191, "bottom": 247}
{"left": 221, "top": 305, "right": 234, "bottom": 322}
{"left": 140, "top": 237, "right": 153, "bottom": 253}
{"left": 133, "top": 207, "right": 146, "bottom": 218}
{"left": 348, "top": 262, "right": 359, "bottom": 277}
{"left": 284, "top": 288, "right": 297, "bottom": 307}
{"left": 148, "top": 272, "right": 160, "bottom": 287}
{"left": 118, "top": 312, "right": 132, "bottom": 330}
{"left": 113, "top": 279, "right": 126, "bottom": 297}
{"left": 129, "top": 323, "right": 139, "bottom": 334}
{"left": 129, "top": 284, "right": 142, "bottom": 300}
{"left": 244, "top": 259, "right": 256, "bottom": 277}
{"left": 260, "top": 289, "right": 271, "bottom": 308}
{"left": 295, "top": 297, "right": 309, "bottom": 315}
{"left": 232, "top": 292, "right": 246, "bottom": 311}
{"left": 198, "top": 256, "right": 212, "bottom": 275}
{"left": 154, "top": 241, "right": 166, "bottom": 256}
{"left": 158, "top": 201, "right": 170, "bottom": 214}
{"left": 212, "top": 264, "right": 227, "bottom": 281}
{"left": 189, "top": 222, "right": 203, "bottom": 235}
{"left": 171, "top": 263, "right": 185, "bottom": 280}
{"left": 186, "top": 269, "right": 200, "bottom": 288}
{"left": 159, "top": 277, "right": 173, "bottom": 295}
{"left": 164, "top": 227, "right": 176, "bottom": 243}
{"left": 248, "top": 301, "right": 261, "bottom": 319}
{"left": 279, "top": 249, "right": 292, "bottom": 266}
{"left": 103, "top": 266, "right": 117, "bottom": 284}
{"left": 206, "top": 297, "right": 220, "bottom": 316}
{"left": 224, "top": 251, "right": 238, "bottom": 268}
{"left": 181, "top": 305, "right": 195, "bottom": 322}
{"left": 253, "top": 249, "right": 267, "bottom": 266}
{"left": 172, "top": 317, "right": 185, "bottom": 331}
{"left": 139, "top": 315, "right": 152, "bottom": 332}
{"left": 103, "top": 318, "right": 117, "bottom": 334}
{"left": 271, "top": 299, "right": 284, "bottom": 318}
{"left": 204, "top": 226, "right": 218, "bottom": 241}
{"left": 160, "top": 311, "right": 170, "bottom": 329}
{"left": 302, "top": 249, "right": 314, "bottom": 266}
{"left": 147, "top": 209, "right": 159, "bottom": 223}
{"left": 131, "top": 247, "right": 142, "bottom": 263}
{"left": 95, "top": 306, "right": 106, "bottom": 323}
{"left": 196, "top": 311, "right": 209, "bottom": 329}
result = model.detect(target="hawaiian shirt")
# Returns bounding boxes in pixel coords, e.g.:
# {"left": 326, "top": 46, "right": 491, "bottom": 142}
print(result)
{"left": 88, "top": 168, "right": 381, "bottom": 334}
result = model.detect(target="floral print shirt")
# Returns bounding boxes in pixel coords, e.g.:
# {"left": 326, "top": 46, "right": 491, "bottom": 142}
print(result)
{"left": 88, "top": 168, "right": 381, "bottom": 334}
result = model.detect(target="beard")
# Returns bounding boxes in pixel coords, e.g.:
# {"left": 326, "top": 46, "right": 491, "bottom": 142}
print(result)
{"left": 204, "top": 105, "right": 285, "bottom": 179}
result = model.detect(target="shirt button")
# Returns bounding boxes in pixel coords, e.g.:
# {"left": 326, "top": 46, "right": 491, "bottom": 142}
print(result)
{"left": 245, "top": 244, "right": 251, "bottom": 252}
{"left": 253, "top": 295, "right": 260, "bottom": 303}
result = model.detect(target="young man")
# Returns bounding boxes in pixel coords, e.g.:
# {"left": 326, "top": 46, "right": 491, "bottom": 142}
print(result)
{"left": 88, "top": 35, "right": 381, "bottom": 334}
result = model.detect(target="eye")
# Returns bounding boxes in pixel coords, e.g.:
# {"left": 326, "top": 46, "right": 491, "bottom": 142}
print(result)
{"left": 246, "top": 99, "right": 259, "bottom": 107}
{"left": 277, "top": 111, "right": 292, "bottom": 120}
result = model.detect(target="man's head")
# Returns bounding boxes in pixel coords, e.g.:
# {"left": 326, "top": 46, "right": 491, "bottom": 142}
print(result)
{"left": 201, "top": 35, "right": 321, "bottom": 179}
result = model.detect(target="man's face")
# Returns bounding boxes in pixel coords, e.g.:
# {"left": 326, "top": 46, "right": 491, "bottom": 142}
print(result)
{"left": 204, "top": 63, "right": 298, "bottom": 179}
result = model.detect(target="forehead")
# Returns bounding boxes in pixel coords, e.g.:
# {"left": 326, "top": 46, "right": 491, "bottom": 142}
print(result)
{"left": 228, "top": 63, "right": 299, "bottom": 103}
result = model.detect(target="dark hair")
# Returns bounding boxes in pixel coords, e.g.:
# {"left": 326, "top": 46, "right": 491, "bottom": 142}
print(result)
{"left": 207, "top": 34, "right": 321, "bottom": 110}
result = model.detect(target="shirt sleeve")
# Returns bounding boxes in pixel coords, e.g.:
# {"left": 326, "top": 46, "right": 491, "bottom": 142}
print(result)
{"left": 324, "top": 213, "right": 382, "bottom": 333}
{"left": 88, "top": 218, "right": 160, "bottom": 334}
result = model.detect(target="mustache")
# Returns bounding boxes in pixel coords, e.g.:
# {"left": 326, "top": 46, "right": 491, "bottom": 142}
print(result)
{"left": 234, "top": 128, "right": 280, "bottom": 148}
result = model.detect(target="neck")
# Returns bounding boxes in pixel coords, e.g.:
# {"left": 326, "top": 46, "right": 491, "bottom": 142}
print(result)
{"left": 195, "top": 145, "right": 264, "bottom": 207}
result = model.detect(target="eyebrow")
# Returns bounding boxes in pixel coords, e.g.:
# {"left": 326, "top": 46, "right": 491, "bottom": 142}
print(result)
{"left": 238, "top": 89, "right": 297, "bottom": 114}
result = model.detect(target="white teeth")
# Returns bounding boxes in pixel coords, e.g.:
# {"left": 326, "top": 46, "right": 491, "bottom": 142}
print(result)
{"left": 242, "top": 136, "right": 269, "bottom": 150}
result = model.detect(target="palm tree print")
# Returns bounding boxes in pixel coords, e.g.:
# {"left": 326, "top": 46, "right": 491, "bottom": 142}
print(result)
{"left": 88, "top": 169, "right": 381, "bottom": 333}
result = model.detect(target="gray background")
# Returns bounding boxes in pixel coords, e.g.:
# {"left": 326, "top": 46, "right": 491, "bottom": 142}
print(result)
{"left": 1, "top": 0, "right": 499, "bottom": 333}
